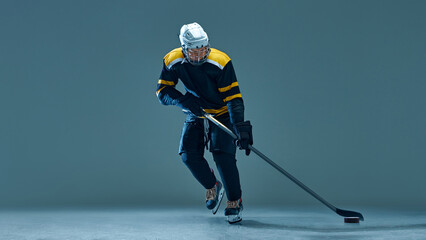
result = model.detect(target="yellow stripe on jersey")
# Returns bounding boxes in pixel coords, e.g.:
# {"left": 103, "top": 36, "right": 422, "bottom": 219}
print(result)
{"left": 164, "top": 48, "right": 184, "bottom": 69}
{"left": 218, "top": 82, "right": 239, "bottom": 93}
{"left": 158, "top": 79, "right": 175, "bottom": 86}
{"left": 204, "top": 106, "right": 228, "bottom": 114}
{"left": 203, "top": 105, "right": 228, "bottom": 116}
{"left": 223, "top": 93, "right": 242, "bottom": 102}
{"left": 207, "top": 48, "right": 231, "bottom": 69}
{"left": 214, "top": 111, "right": 229, "bottom": 117}
{"left": 156, "top": 86, "right": 166, "bottom": 96}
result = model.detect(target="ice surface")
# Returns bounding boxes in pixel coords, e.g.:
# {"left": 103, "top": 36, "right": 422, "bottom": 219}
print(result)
{"left": 0, "top": 206, "right": 425, "bottom": 240}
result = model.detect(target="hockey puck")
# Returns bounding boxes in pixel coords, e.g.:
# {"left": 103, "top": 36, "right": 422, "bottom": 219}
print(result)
{"left": 344, "top": 217, "right": 360, "bottom": 223}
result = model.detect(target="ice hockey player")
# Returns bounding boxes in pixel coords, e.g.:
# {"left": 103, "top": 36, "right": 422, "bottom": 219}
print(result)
{"left": 156, "top": 22, "right": 253, "bottom": 224}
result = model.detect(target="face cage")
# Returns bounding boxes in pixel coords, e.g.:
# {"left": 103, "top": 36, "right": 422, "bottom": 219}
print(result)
{"left": 183, "top": 45, "right": 211, "bottom": 66}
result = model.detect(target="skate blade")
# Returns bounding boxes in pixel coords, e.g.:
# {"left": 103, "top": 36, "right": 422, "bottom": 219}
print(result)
{"left": 212, "top": 187, "right": 224, "bottom": 215}
{"left": 227, "top": 214, "right": 242, "bottom": 224}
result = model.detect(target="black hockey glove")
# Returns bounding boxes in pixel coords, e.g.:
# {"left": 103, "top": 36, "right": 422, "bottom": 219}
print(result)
{"left": 233, "top": 121, "right": 253, "bottom": 156}
{"left": 174, "top": 92, "right": 204, "bottom": 117}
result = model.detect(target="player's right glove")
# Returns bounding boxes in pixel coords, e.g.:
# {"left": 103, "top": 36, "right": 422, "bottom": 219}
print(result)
{"left": 233, "top": 121, "right": 253, "bottom": 156}
{"left": 174, "top": 92, "right": 204, "bottom": 117}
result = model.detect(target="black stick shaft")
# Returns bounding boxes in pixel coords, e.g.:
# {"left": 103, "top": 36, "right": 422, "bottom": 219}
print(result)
{"left": 248, "top": 145, "right": 337, "bottom": 212}
{"left": 204, "top": 113, "right": 337, "bottom": 212}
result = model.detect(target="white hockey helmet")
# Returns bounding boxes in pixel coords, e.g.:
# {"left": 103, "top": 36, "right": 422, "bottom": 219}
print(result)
{"left": 179, "top": 22, "right": 211, "bottom": 65}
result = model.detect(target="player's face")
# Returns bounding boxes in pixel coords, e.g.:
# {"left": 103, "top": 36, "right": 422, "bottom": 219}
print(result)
{"left": 186, "top": 46, "right": 210, "bottom": 63}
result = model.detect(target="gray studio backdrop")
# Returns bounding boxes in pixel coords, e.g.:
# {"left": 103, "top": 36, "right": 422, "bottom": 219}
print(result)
{"left": 1, "top": 0, "right": 425, "bottom": 209}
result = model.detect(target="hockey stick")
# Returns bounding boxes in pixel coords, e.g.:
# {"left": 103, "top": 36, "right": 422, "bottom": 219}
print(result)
{"left": 204, "top": 113, "right": 364, "bottom": 221}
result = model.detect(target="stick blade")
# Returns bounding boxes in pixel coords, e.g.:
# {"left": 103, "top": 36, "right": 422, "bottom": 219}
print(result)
{"left": 336, "top": 208, "right": 364, "bottom": 221}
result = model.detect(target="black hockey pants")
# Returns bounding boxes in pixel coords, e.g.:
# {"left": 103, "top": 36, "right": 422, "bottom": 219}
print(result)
{"left": 179, "top": 114, "right": 242, "bottom": 201}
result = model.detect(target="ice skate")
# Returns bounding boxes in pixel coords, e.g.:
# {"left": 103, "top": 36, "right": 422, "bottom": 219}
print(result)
{"left": 205, "top": 181, "right": 224, "bottom": 214}
{"left": 224, "top": 199, "right": 243, "bottom": 224}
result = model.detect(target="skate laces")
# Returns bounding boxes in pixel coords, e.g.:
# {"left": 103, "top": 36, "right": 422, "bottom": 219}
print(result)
{"left": 226, "top": 200, "right": 240, "bottom": 209}
{"left": 206, "top": 186, "right": 217, "bottom": 201}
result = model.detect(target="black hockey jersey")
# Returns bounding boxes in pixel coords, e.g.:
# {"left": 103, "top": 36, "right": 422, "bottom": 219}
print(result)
{"left": 156, "top": 47, "right": 244, "bottom": 123}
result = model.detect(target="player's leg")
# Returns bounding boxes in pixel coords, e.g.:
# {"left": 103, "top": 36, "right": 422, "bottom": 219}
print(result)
{"left": 212, "top": 151, "right": 243, "bottom": 223}
{"left": 179, "top": 117, "right": 223, "bottom": 213}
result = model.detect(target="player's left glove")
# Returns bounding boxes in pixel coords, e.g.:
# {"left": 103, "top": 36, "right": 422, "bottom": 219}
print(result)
{"left": 174, "top": 92, "right": 204, "bottom": 117}
{"left": 233, "top": 121, "right": 253, "bottom": 156}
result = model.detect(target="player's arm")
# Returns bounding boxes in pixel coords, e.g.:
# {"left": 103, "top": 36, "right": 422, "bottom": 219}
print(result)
{"left": 156, "top": 61, "right": 183, "bottom": 105}
{"left": 156, "top": 61, "right": 203, "bottom": 116}
{"left": 218, "top": 61, "right": 253, "bottom": 155}
{"left": 218, "top": 61, "right": 244, "bottom": 124}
